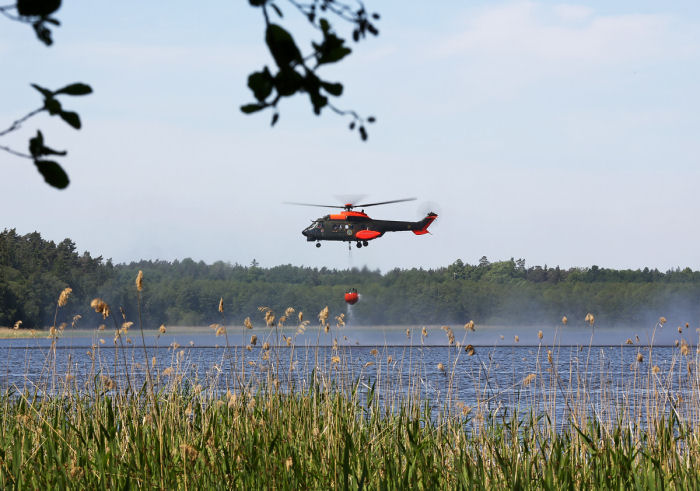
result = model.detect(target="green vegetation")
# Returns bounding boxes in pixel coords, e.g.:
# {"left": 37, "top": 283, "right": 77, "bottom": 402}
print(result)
{"left": 1, "top": 280, "right": 699, "bottom": 488}
{"left": 3, "top": 229, "right": 700, "bottom": 329}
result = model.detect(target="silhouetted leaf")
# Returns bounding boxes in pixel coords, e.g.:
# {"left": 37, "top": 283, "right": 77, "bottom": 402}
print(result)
{"left": 349, "top": 121, "right": 356, "bottom": 130}
{"left": 32, "top": 20, "right": 53, "bottom": 46}
{"left": 30, "top": 83, "right": 52, "bottom": 98}
{"left": 271, "top": 112, "right": 279, "bottom": 126}
{"left": 274, "top": 68, "right": 303, "bottom": 96}
{"left": 59, "top": 110, "right": 81, "bottom": 129}
{"left": 367, "top": 116, "right": 376, "bottom": 123}
{"left": 34, "top": 160, "right": 69, "bottom": 189}
{"left": 248, "top": 0, "right": 265, "bottom": 5}
{"left": 265, "top": 24, "right": 302, "bottom": 68}
{"left": 17, "top": 0, "right": 61, "bottom": 17}
{"left": 321, "top": 81, "right": 343, "bottom": 96}
{"left": 359, "top": 126, "right": 367, "bottom": 141}
{"left": 54, "top": 83, "right": 92, "bottom": 96}
{"left": 28, "top": 130, "right": 66, "bottom": 158}
{"left": 319, "top": 18, "right": 330, "bottom": 33}
{"left": 270, "top": 3, "right": 283, "bottom": 18}
{"left": 248, "top": 69, "right": 274, "bottom": 101}
{"left": 240, "top": 103, "right": 265, "bottom": 114}
{"left": 313, "top": 32, "right": 351, "bottom": 65}
{"left": 45, "top": 98, "right": 62, "bottom": 115}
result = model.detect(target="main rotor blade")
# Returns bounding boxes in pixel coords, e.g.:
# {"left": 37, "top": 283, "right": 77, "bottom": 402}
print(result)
{"left": 284, "top": 201, "right": 346, "bottom": 209}
{"left": 355, "top": 197, "right": 417, "bottom": 208}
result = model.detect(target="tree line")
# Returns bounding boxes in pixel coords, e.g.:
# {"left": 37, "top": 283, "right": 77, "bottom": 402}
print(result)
{"left": 1, "top": 229, "right": 699, "bottom": 329}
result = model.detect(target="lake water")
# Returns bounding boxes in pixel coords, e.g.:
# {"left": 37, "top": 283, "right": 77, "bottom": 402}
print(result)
{"left": 2, "top": 324, "right": 697, "bottom": 426}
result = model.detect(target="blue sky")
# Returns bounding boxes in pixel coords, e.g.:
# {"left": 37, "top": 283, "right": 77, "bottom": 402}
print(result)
{"left": 2, "top": 1, "right": 700, "bottom": 271}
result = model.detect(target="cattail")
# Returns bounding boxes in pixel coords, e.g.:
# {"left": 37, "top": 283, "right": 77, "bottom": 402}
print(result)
{"left": 71, "top": 314, "right": 81, "bottom": 327}
{"left": 637, "top": 352, "right": 644, "bottom": 363}
{"left": 680, "top": 340, "right": 689, "bottom": 356}
{"left": 285, "top": 336, "right": 291, "bottom": 347}
{"left": 422, "top": 327, "right": 428, "bottom": 337}
{"left": 216, "top": 326, "right": 226, "bottom": 337}
{"left": 218, "top": 297, "right": 224, "bottom": 313}
{"left": 465, "top": 344, "right": 475, "bottom": 356}
{"left": 685, "top": 322, "right": 689, "bottom": 328}
{"left": 246, "top": 345, "right": 252, "bottom": 351}
{"left": 406, "top": 328, "right": 410, "bottom": 338}
{"left": 244, "top": 317, "right": 253, "bottom": 329}
{"left": 152, "top": 356, "right": 157, "bottom": 367}
{"left": 678, "top": 326, "right": 683, "bottom": 334}
{"left": 514, "top": 335, "right": 519, "bottom": 343}
{"left": 625, "top": 338, "right": 633, "bottom": 345}
{"left": 122, "top": 321, "right": 134, "bottom": 330}
{"left": 298, "top": 311, "right": 303, "bottom": 322}
{"left": 58, "top": 287, "right": 72, "bottom": 307}
{"left": 159, "top": 324, "right": 166, "bottom": 334}
{"left": 331, "top": 355, "right": 340, "bottom": 364}
{"left": 370, "top": 349, "right": 378, "bottom": 357}
{"left": 537, "top": 330, "right": 543, "bottom": 340}
{"left": 335, "top": 313, "right": 345, "bottom": 327}
{"left": 135, "top": 270, "right": 143, "bottom": 291}
{"left": 547, "top": 350, "right": 553, "bottom": 364}
{"left": 652, "top": 365, "right": 660, "bottom": 374}
{"left": 163, "top": 367, "right": 174, "bottom": 376}
{"left": 364, "top": 361, "right": 375, "bottom": 368}
{"left": 262, "top": 341, "right": 270, "bottom": 350}
{"left": 98, "top": 324, "right": 106, "bottom": 331}
{"left": 659, "top": 316, "right": 667, "bottom": 326}
{"left": 437, "top": 362, "right": 445, "bottom": 372}
{"left": 99, "top": 338, "right": 105, "bottom": 344}
{"left": 562, "top": 316, "right": 568, "bottom": 325}
{"left": 278, "top": 316, "right": 287, "bottom": 327}
{"left": 265, "top": 310, "right": 275, "bottom": 327}
{"left": 464, "top": 320, "right": 475, "bottom": 331}
{"left": 13, "top": 320, "right": 22, "bottom": 330}
{"left": 387, "top": 355, "right": 393, "bottom": 364}
{"left": 523, "top": 373, "right": 536, "bottom": 386}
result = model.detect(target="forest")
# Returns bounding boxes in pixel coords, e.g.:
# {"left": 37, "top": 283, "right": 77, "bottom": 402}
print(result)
{"left": 2, "top": 228, "right": 700, "bottom": 329}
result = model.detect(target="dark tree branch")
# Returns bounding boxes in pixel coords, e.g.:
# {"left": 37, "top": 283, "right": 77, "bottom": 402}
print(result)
{"left": 242, "top": 0, "right": 380, "bottom": 140}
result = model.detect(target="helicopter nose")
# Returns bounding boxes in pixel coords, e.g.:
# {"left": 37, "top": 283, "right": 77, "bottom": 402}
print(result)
{"left": 302, "top": 229, "right": 309, "bottom": 237}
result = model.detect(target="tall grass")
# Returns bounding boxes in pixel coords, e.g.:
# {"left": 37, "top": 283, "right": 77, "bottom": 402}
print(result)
{"left": 1, "top": 277, "right": 700, "bottom": 488}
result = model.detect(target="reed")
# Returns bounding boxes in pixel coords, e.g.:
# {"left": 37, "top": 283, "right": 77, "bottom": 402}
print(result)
{"left": 1, "top": 286, "right": 700, "bottom": 488}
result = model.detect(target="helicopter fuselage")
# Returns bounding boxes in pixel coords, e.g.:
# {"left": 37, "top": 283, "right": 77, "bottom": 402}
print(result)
{"left": 302, "top": 210, "right": 437, "bottom": 244}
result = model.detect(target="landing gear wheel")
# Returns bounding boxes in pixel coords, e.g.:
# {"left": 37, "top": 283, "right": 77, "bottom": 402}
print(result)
{"left": 362, "top": 241, "right": 368, "bottom": 247}
{"left": 356, "top": 242, "right": 362, "bottom": 248}
{"left": 315, "top": 242, "right": 321, "bottom": 248}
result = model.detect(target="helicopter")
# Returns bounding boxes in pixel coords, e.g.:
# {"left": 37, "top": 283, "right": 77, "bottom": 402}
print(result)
{"left": 287, "top": 198, "right": 438, "bottom": 248}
